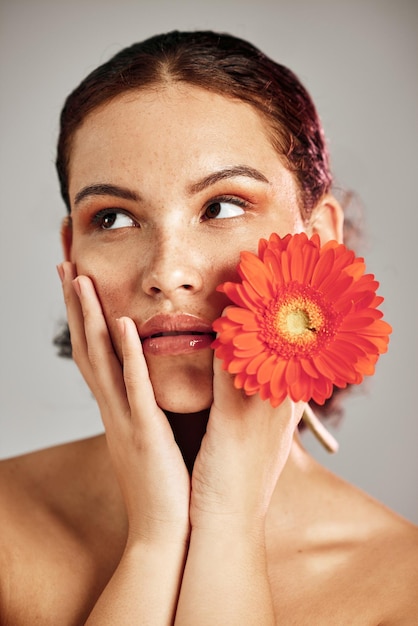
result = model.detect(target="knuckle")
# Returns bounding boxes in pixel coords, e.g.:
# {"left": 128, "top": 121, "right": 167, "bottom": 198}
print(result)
{"left": 81, "top": 305, "right": 94, "bottom": 324}
{"left": 62, "top": 286, "right": 73, "bottom": 308}
{"left": 70, "top": 343, "right": 84, "bottom": 366}
{"left": 123, "top": 367, "right": 140, "bottom": 387}
{"left": 87, "top": 346, "right": 102, "bottom": 371}
{"left": 131, "top": 427, "right": 146, "bottom": 452}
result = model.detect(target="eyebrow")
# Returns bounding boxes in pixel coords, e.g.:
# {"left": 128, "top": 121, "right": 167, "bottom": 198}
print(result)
{"left": 74, "top": 183, "right": 140, "bottom": 206}
{"left": 73, "top": 166, "right": 270, "bottom": 207}
{"left": 188, "top": 166, "right": 270, "bottom": 194}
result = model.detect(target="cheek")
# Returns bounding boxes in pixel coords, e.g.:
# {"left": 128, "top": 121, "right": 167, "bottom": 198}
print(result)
{"left": 76, "top": 253, "right": 137, "bottom": 329}
{"left": 98, "top": 276, "right": 134, "bottom": 354}
{"left": 96, "top": 274, "right": 131, "bottom": 308}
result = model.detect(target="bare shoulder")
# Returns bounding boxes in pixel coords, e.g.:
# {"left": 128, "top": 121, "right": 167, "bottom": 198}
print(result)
{"left": 0, "top": 436, "right": 125, "bottom": 625}
{"left": 0, "top": 434, "right": 117, "bottom": 537}
{"left": 268, "top": 451, "right": 418, "bottom": 624}
{"left": 0, "top": 435, "right": 107, "bottom": 513}
{"left": 0, "top": 434, "right": 107, "bottom": 553}
{"left": 320, "top": 462, "right": 418, "bottom": 623}
{"left": 368, "top": 501, "right": 418, "bottom": 623}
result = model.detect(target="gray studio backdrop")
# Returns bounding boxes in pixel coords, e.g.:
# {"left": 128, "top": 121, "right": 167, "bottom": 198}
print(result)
{"left": 1, "top": 0, "right": 417, "bottom": 523}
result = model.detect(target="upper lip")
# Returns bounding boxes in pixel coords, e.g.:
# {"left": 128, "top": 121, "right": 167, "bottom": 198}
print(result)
{"left": 139, "top": 313, "right": 215, "bottom": 340}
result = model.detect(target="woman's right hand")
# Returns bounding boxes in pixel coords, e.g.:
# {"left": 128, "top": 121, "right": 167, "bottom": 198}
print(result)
{"left": 58, "top": 261, "right": 191, "bottom": 547}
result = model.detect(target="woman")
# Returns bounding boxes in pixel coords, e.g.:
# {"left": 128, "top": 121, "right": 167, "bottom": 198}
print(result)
{"left": 0, "top": 30, "right": 416, "bottom": 625}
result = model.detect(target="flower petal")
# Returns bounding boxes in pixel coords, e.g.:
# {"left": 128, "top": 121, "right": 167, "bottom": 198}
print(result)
{"left": 270, "top": 359, "right": 287, "bottom": 397}
{"left": 213, "top": 231, "right": 391, "bottom": 406}
{"left": 239, "top": 252, "right": 275, "bottom": 298}
{"left": 226, "top": 307, "right": 259, "bottom": 331}
{"left": 311, "top": 247, "right": 336, "bottom": 288}
{"left": 256, "top": 354, "right": 278, "bottom": 385}
{"left": 247, "top": 352, "right": 270, "bottom": 375}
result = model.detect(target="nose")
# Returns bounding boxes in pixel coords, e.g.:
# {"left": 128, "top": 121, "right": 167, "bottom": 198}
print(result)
{"left": 141, "top": 230, "right": 204, "bottom": 298}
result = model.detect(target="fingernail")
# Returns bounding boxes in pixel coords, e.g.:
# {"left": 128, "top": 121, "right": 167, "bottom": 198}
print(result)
{"left": 116, "top": 317, "right": 126, "bottom": 337}
{"left": 72, "top": 277, "right": 81, "bottom": 298}
{"left": 56, "top": 264, "right": 65, "bottom": 283}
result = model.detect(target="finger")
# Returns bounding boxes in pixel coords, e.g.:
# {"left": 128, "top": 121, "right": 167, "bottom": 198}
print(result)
{"left": 73, "top": 274, "right": 128, "bottom": 419}
{"left": 211, "top": 353, "right": 252, "bottom": 419}
{"left": 212, "top": 353, "right": 301, "bottom": 437}
{"left": 118, "top": 317, "right": 175, "bottom": 441}
{"left": 59, "top": 261, "right": 97, "bottom": 392}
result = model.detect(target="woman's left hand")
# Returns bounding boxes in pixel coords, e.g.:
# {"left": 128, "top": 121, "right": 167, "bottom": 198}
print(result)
{"left": 175, "top": 353, "right": 303, "bottom": 625}
{"left": 190, "top": 354, "right": 303, "bottom": 532}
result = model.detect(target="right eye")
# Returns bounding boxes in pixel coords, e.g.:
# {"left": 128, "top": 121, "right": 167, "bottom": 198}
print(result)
{"left": 92, "top": 209, "right": 136, "bottom": 230}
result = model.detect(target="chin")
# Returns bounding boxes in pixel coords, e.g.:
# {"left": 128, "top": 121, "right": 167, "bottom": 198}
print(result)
{"left": 147, "top": 356, "right": 214, "bottom": 415}
{"left": 153, "top": 383, "right": 213, "bottom": 414}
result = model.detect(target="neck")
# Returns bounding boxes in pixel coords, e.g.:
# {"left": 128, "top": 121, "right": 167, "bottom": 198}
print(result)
{"left": 163, "top": 410, "right": 326, "bottom": 531}
{"left": 165, "top": 409, "right": 210, "bottom": 474}
{"left": 266, "top": 433, "right": 329, "bottom": 534}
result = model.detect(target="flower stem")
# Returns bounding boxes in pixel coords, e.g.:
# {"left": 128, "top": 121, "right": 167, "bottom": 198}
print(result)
{"left": 302, "top": 404, "right": 339, "bottom": 453}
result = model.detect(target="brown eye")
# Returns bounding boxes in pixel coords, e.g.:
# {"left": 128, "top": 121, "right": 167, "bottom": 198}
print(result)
{"left": 203, "top": 199, "right": 246, "bottom": 220}
{"left": 205, "top": 202, "right": 222, "bottom": 219}
{"left": 101, "top": 212, "right": 117, "bottom": 229}
{"left": 92, "top": 209, "right": 136, "bottom": 230}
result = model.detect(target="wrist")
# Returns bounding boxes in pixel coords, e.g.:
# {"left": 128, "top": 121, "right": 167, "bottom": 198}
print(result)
{"left": 190, "top": 511, "right": 267, "bottom": 543}
{"left": 124, "top": 529, "right": 189, "bottom": 576}
{"left": 126, "top": 518, "right": 190, "bottom": 550}
{"left": 186, "top": 521, "right": 269, "bottom": 584}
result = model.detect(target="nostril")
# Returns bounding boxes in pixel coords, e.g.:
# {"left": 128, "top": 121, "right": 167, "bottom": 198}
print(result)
{"left": 148, "top": 284, "right": 192, "bottom": 294}
{"left": 143, "top": 267, "right": 202, "bottom": 296}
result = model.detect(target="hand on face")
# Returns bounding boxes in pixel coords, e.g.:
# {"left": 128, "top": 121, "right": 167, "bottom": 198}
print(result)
{"left": 59, "top": 261, "right": 302, "bottom": 542}
{"left": 191, "top": 353, "right": 303, "bottom": 533}
{"left": 58, "top": 261, "right": 191, "bottom": 546}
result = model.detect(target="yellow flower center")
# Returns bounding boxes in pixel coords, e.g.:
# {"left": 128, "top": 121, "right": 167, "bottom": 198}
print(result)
{"left": 285, "top": 310, "right": 310, "bottom": 334}
{"left": 260, "top": 283, "right": 340, "bottom": 357}
{"left": 275, "top": 296, "right": 325, "bottom": 347}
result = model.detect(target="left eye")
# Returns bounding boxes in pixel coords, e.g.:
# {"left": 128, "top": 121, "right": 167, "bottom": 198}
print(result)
{"left": 93, "top": 210, "right": 136, "bottom": 230}
{"left": 203, "top": 200, "right": 246, "bottom": 220}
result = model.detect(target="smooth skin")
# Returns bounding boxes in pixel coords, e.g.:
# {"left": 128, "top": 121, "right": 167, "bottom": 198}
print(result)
{"left": 0, "top": 83, "right": 417, "bottom": 625}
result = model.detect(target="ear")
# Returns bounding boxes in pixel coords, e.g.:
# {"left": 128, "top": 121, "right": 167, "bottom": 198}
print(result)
{"left": 60, "top": 216, "right": 73, "bottom": 261}
{"left": 308, "top": 194, "right": 344, "bottom": 244}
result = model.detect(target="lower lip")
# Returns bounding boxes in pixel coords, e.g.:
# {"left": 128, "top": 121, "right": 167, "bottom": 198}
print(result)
{"left": 142, "top": 333, "right": 215, "bottom": 356}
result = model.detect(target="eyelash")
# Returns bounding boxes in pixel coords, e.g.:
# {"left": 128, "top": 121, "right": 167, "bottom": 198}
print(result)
{"left": 90, "top": 194, "right": 251, "bottom": 230}
{"left": 201, "top": 195, "right": 250, "bottom": 220}
{"left": 91, "top": 207, "right": 136, "bottom": 229}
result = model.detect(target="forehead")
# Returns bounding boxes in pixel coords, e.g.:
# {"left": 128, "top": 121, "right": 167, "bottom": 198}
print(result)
{"left": 68, "top": 83, "right": 294, "bottom": 199}
{"left": 72, "top": 83, "right": 275, "bottom": 152}
{"left": 76, "top": 82, "right": 273, "bottom": 131}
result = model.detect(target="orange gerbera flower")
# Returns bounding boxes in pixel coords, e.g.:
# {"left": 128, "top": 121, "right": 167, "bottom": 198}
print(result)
{"left": 212, "top": 232, "right": 392, "bottom": 407}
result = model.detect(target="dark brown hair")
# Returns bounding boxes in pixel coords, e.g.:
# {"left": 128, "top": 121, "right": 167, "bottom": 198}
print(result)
{"left": 56, "top": 30, "right": 332, "bottom": 218}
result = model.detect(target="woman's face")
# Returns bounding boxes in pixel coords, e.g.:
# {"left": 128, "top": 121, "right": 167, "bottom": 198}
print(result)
{"left": 64, "top": 83, "right": 306, "bottom": 413}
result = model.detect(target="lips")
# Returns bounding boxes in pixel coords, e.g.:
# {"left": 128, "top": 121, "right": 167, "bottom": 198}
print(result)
{"left": 139, "top": 313, "right": 216, "bottom": 356}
